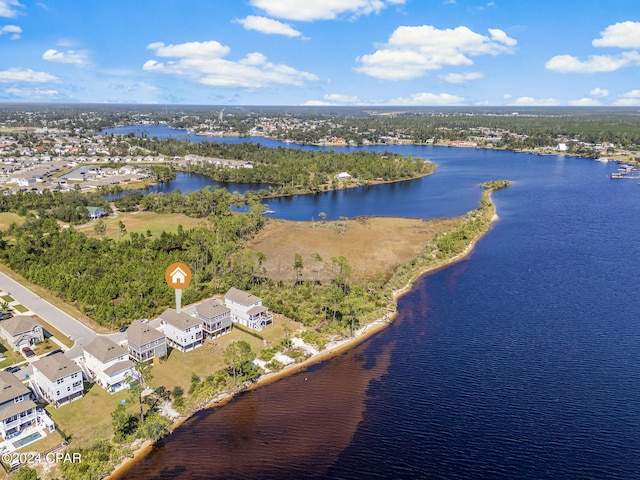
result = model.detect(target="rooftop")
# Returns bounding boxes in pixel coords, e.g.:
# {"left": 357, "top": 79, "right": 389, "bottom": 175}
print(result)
{"left": 32, "top": 353, "right": 81, "bottom": 382}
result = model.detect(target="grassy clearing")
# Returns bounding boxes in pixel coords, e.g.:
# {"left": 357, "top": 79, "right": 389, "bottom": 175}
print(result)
{"left": 1, "top": 295, "right": 13, "bottom": 302}
{"left": 0, "top": 212, "right": 24, "bottom": 231}
{"left": 16, "top": 430, "right": 65, "bottom": 454}
{"left": 248, "top": 216, "right": 460, "bottom": 283}
{"left": 46, "top": 384, "right": 133, "bottom": 449}
{"left": 76, "top": 211, "right": 206, "bottom": 239}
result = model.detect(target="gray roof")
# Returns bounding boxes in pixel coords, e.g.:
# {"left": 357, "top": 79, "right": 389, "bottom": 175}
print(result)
{"left": 196, "top": 299, "right": 230, "bottom": 319}
{"left": 127, "top": 320, "right": 165, "bottom": 347}
{"left": 1, "top": 315, "right": 40, "bottom": 336}
{"left": 103, "top": 360, "right": 134, "bottom": 377}
{"left": 225, "top": 287, "right": 261, "bottom": 306}
{"left": 0, "top": 400, "right": 36, "bottom": 422}
{"left": 84, "top": 336, "right": 128, "bottom": 364}
{"left": 159, "top": 308, "right": 202, "bottom": 331}
{"left": 0, "top": 371, "right": 30, "bottom": 404}
{"left": 247, "top": 305, "right": 268, "bottom": 315}
{"left": 32, "top": 353, "right": 81, "bottom": 382}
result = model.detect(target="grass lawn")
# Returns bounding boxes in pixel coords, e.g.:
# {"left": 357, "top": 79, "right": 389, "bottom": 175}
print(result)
{"left": 46, "top": 384, "right": 134, "bottom": 449}
{"left": 13, "top": 304, "right": 28, "bottom": 313}
{"left": 0, "top": 342, "right": 24, "bottom": 368}
{"left": 0, "top": 212, "right": 24, "bottom": 231}
{"left": 76, "top": 211, "right": 206, "bottom": 239}
{"left": 1, "top": 295, "right": 13, "bottom": 302}
{"left": 151, "top": 328, "right": 269, "bottom": 393}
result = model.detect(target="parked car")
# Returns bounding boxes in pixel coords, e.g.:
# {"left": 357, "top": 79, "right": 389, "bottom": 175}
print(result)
{"left": 4, "top": 365, "right": 20, "bottom": 373}
{"left": 21, "top": 346, "right": 35, "bottom": 358}
{"left": 45, "top": 349, "right": 63, "bottom": 357}
{"left": 0, "top": 312, "right": 13, "bottom": 320}
{"left": 119, "top": 325, "right": 128, "bottom": 332}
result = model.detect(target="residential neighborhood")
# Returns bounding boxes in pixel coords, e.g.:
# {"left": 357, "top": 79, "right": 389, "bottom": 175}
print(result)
{"left": 0, "top": 280, "right": 278, "bottom": 468}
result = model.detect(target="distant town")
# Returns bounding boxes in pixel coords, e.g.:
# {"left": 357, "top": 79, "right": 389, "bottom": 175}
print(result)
{"left": 1, "top": 105, "right": 639, "bottom": 195}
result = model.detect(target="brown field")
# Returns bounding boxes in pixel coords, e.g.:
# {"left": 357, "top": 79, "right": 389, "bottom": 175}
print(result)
{"left": 247, "top": 216, "right": 459, "bottom": 283}
{"left": 0, "top": 212, "right": 24, "bottom": 230}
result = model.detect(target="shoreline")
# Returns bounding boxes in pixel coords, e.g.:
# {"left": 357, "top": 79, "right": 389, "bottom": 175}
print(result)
{"left": 107, "top": 188, "right": 502, "bottom": 480}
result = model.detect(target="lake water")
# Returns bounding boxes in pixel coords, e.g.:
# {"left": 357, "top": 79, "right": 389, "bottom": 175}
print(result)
{"left": 108, "top": 126, "right": 640, "bottom": 479}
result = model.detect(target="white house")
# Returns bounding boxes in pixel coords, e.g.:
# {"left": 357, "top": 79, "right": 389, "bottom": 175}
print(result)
{"left": 196, "top": 299, "right": 232, "bottom": 338}
{"left": 0, "top": 371, "right": 39, "bottom": 439}
{"left": 557, "top": 142, "right": 568, "bottom": 152}
{"left": 32, "top": 353, "right": 84, "bottom": 407}
{"left": 126, "top": 320, "right": 167, "bottom": 363}
{"left": 159, "top": 308, "right": 203, "bottom": 352}
{"left": 224, "top": 288, "right": 273, "bottom": 331}
{"left": 83, "top": 336, "right": 134, "bottom": 393}
{"left": 335, "top": 171, "right": 352, "bottom": 180}
{"left": 0, "top": 315, "right": 44, "bottom": 352}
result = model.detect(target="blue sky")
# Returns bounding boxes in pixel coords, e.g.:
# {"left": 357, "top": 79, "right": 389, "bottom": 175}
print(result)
{"left": 1, "top": 0, "right": 639, "bottom": 106}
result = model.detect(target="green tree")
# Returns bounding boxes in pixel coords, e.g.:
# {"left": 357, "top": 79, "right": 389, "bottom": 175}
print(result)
{"left": 128, "top": 361, "right": 153, "bottom": 424}
{"left": 293, "top": 252, "right": 304, "bottom": 283}
{"left": 14, "top": 467, "right": 37, "bottom": 480}
{"left": 118, "top": 220, "right": 127, "bottom": 238}
{"left": 111, "top": 403, "right": 138, "bottom": 443}
{"left": 93, "top": 219, "right": 107, "bottom": 238}
{"left": 223, "top": 340, "right": 254, "bottom": 382}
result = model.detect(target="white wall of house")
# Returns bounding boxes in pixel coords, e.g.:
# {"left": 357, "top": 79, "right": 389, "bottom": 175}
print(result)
{"left": 163, "top": 321, "right": 203, "bottom": 351}
{"left": 84, "top": 352, "right": 132, "bottom": 393}
{"left": 33, "top": 367, "right": 83, "bottom": 405}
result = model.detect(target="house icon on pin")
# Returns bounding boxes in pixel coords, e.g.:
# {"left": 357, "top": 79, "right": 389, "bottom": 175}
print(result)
{"left": 170, "top": 266, "right": 187, "bottom": 284}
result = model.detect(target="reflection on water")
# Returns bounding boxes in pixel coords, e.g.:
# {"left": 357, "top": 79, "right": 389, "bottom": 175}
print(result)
{"left": 114, "top": 339, "right": 395, "bottom": 480}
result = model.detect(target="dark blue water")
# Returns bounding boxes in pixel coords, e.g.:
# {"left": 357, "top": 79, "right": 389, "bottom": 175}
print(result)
{"left": 110, "top": 126, "right": 640, "bottom": 480}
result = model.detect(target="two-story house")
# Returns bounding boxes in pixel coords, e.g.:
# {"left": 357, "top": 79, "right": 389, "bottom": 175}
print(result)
{"left": 0, "top": 371, "right": 38, "bottom": 439}
{"left": 83, "top": 336, "right": 134, "bottom": 393}
{"left": 224, "top": 287, "right": 273, "bottom": 331}
{"left": 159, "top": 308, "right": 203, "bottom": 352}
{"left": 0, "top": 315, "right": 44, "bottom": 351}
{"left": 32, "top": 353, "right": 84, "bottom": 407}
{"left": 196, "top": 299, "right": 232, "bottom": 338}
{"left": 126, "top": 320, "right": 167, "bottom": 363}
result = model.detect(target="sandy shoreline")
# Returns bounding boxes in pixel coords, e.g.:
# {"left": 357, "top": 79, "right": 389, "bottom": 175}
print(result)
{"left": 107, "top": 191, "right": 500, "bottom": 479}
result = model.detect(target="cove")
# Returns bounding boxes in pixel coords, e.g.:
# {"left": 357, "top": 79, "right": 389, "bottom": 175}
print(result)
{"left": 106, "top": 125, "right": 640, "bottom": 479}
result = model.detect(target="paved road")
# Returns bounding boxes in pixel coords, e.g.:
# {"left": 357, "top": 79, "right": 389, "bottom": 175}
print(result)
{"left": 0, "top": 271, "right": 97, "bottom": 356}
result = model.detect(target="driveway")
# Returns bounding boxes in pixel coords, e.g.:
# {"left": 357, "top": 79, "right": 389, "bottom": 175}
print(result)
{"left": 0, "top": 271, "right": 96, "bottom": 351}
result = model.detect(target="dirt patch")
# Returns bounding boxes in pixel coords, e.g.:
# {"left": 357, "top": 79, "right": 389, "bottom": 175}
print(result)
{"left": 247, "top": 216, "right": 459, "bottom": 283}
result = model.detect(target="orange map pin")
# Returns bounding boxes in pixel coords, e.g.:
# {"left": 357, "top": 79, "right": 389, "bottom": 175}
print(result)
{"left": 165, "top": 262, "right": 192, "bottom": 289}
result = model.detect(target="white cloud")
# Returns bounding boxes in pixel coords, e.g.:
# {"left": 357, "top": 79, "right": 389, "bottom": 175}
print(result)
{"left": 614, "top": 89, "right": 640, "bottom": 105}
{"left": 0, "top": 24, "right": 20, "bottom": 39}
{"left": 503, "top": 93, "right": 512, "bottom": 99}
{"left": 593, "top": 21, "right": 640, "bottom": 49}
{"left": 4, "top": 87, "right": 61, "bottom": 98}
{"left": 0, "top": 67, "right": 59, "bottom": 83}
{"left": 249, "top": 0, "right": 405, "bottom": 21}
{"left": 144, "top": 40, "right": 318, "bottom": 88}
{"left": 568, "top": 97, "right": 602, "bottom": 106}
{"left": 237, "top": 15, "right": 302, "bottom": 37}
{"left": 440, "top": 71, "right": 483, "bottom": 83}
{"left": 303, "top": 99, "right": 335, "bottom": 106}
{"left": 387, "top": 92, "right": 464, "bottom": 105}
{"left": 589, "top": 87, "right": 609, "bottom": 97}
{"left": 356, "top": 25, "right": 516, "bottom": 80}
{"left": 324, "top": 93, "right": 359, "bottom": 103}
{"left": 0, "top": 0, "right": 23, "bottom": 18}
{"left": 509, "top": 96, "right": 559, "bottom": 106}
{"left": 545, "top": 51, "right": 640, "bottom": 73}
{"left": 42, "top": 49, "right": 89, "bottom": 65}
